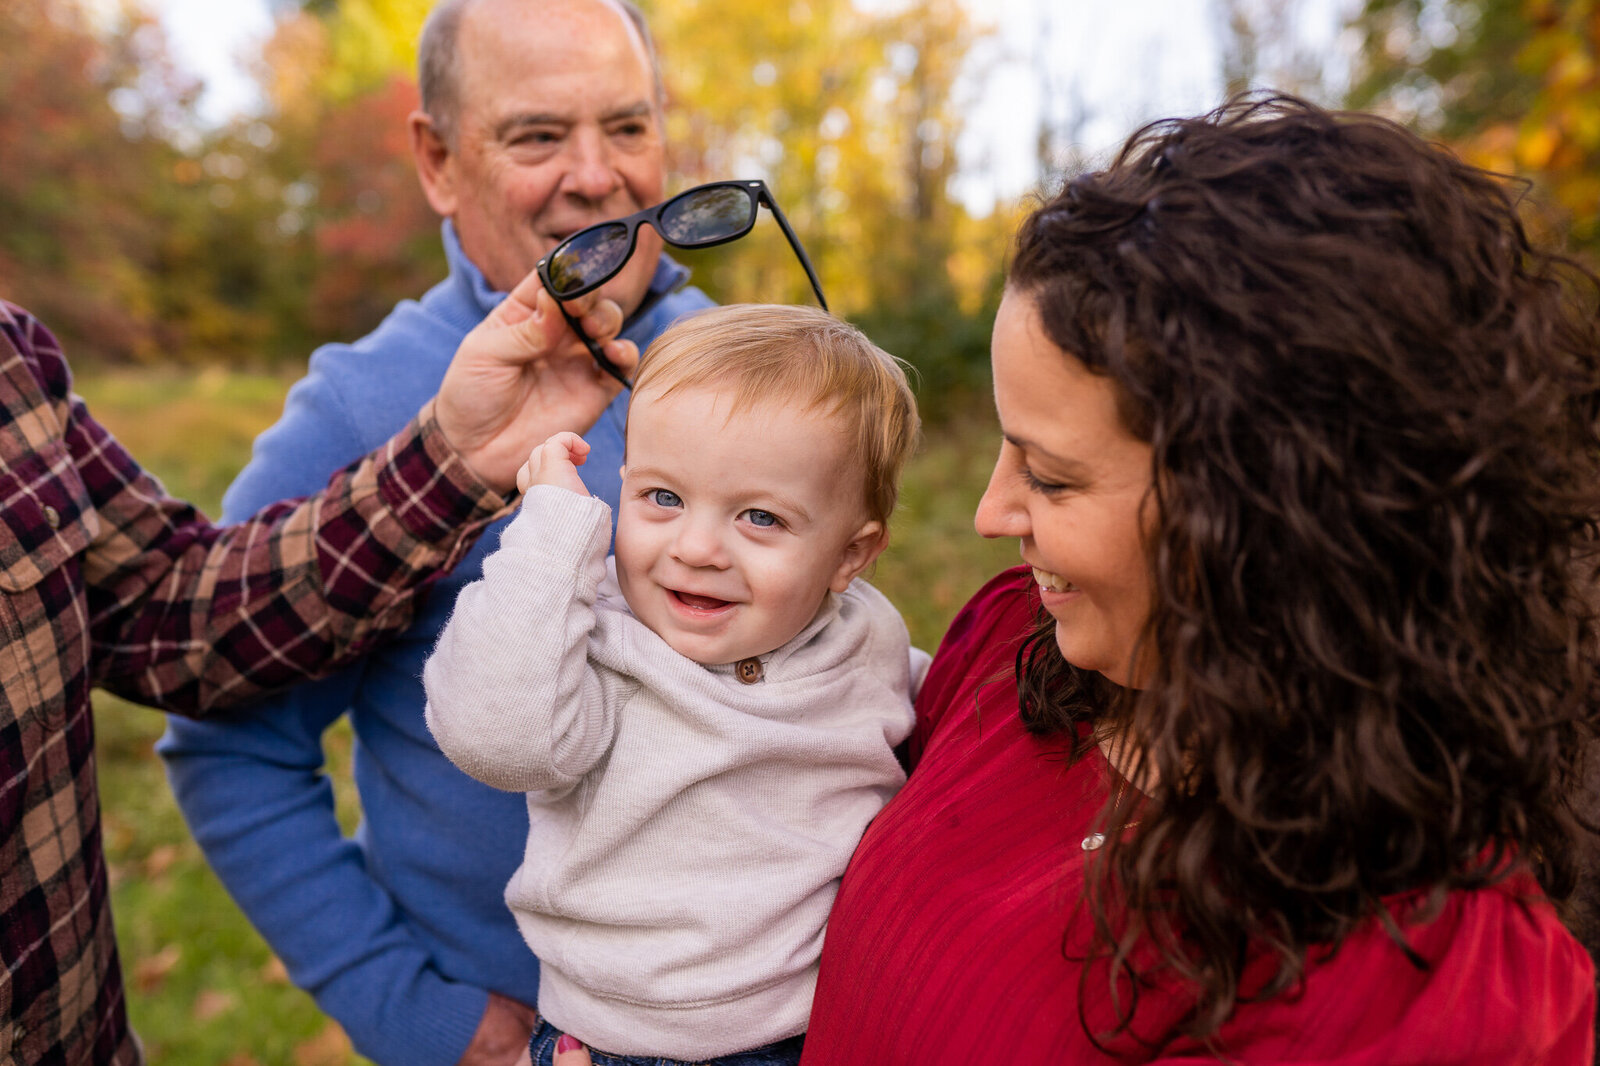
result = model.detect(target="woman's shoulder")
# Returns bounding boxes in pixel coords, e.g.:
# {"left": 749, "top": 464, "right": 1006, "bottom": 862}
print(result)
{"left": 924, "top": 566, "right": 1035, "bottom": 686}
{"left": 936, "top": 566, "right": 1037, "bottom": 656}
{"left": 1199, "top": 873, "right": 1596, "bottom": 1064}
{"left": 1385, "top": 872, "right": 1595, "bottom": 1040}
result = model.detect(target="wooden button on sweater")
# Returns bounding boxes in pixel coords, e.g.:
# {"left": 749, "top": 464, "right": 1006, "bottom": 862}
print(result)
{"left": 736, "top": 657, "right": 765, "bottom": 684}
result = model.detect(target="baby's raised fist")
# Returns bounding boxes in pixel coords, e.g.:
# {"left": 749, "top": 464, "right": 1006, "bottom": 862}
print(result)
{"left": 516, "top": 432, "right": 591, "bottom": 496}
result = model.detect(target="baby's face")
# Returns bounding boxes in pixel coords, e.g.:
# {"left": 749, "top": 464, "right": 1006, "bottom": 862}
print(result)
{"left": 614, "top": 383, "right": 883, "bottom": 665}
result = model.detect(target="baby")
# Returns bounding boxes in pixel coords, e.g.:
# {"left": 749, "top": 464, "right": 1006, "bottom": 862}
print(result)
{"left": 424, "top": 304, "right": 926, "bottom": 1066}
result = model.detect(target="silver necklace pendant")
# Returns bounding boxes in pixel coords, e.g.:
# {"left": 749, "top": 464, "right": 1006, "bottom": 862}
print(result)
{"left": 1082, "top": 820, "right": 1139, "bottom": 851}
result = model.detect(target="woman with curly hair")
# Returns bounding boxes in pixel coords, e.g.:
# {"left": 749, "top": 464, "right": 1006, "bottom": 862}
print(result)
{"left": 552, "top": 96, "right": 1598, "bottom": 1065}
{"left": 802, "top": 95, "right": 1599, "bottom": 1063}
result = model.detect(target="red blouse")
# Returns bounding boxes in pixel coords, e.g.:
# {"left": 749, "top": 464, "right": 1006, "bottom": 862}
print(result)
{"left": 803, "top": 567, "right": 1594, "bottom": 1065}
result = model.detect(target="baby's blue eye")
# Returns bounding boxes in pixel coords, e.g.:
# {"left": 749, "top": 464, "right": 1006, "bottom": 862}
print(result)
{"left": 743, "top": 509, "right": 779, "bottom": 528}
{"left": 648, "top": 489, "right": 682, "bottom": 508}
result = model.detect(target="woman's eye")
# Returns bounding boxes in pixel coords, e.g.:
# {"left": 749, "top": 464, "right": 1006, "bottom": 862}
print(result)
{"left": 1021, "top": 468, "right": 1071, "bottom": 496}
{"left": 742, "top": 509, "right": 780, "bottom": 528}
{"left": 647, "top": 489, "right": 682, "bottom": 508}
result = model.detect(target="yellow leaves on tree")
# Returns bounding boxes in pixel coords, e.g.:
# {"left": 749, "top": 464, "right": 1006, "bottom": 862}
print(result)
{"left": 1355, "top": 0, "right": 1600, "bottom": 255}
{"left": 1472, "top": 0, "right": 1600, "bottom": 244}
{"left": 263, "top": 0, "right": 430, "bottom": 113}
{"left": 651, "top": 0, "right": 994, "bottom": 317}
{"left": 320, "top": 0, "right": 435, "bottom": 103}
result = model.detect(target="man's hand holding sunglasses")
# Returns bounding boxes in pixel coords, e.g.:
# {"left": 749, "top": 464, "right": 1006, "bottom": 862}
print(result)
{"left": 435, "top": 268, "right": 639, "bottom": 494}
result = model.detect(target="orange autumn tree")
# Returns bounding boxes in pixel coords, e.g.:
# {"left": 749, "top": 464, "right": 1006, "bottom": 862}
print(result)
{"left": 1349, "top": 0, "right": 1600, "bottom": 258}
{"left": 0, "top": 0, "right": 237, "bottom": 363}
{"left": 217, "top": 5, "right": 443, "bottom": 352}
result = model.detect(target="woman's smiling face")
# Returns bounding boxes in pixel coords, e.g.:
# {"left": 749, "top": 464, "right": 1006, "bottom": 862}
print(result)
{"left": 974, "top": 289, "right": 1157, "bottom": 688}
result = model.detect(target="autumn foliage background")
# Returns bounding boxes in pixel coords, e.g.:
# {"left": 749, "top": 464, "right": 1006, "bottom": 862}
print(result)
{"left": 6, "top": 0, "right": 1595, "bottom": 376}
{"left": 2, "top": 0, "right": 1593, "bottom": 1061}
{"left": 1, "top": 0, "right": 1012, "bottom": 403}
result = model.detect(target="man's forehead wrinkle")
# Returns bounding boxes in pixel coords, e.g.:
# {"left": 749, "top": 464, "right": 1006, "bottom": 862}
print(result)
{"left": 466, "top": 0, "right": 647, "bottom": 51}
{"left": 487, "top": 107, "right": 650, "bottom": 146}
{"left": 492, "top": 100, "right": 654, "bottom": 133}
{"left": 489, "top": 112, "right": 569, "bottom": 141}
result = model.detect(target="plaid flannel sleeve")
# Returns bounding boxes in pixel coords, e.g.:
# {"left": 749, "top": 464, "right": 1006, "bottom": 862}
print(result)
{"left": 68, "top": 357, "right": 508, "bottom": 715}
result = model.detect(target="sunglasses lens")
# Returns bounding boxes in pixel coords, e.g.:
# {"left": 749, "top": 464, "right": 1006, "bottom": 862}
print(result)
{"left": 659, "top": 186, "right": 755, "bottom": 246}
{"left": 546, "top": 222, "right": 631, "bottom": 296}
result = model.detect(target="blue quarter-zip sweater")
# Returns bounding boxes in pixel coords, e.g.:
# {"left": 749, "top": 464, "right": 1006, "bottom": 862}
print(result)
{"left": 158, "top": 223, "right": 713, "bottom": 1065}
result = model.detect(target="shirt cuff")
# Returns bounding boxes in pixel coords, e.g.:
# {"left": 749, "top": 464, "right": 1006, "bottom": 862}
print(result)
{"left": 502, "top": 485, "right": 612, "bottom": 589}
{"left": 377, "top": 399, "right": 511, "bottom": 550}
{"left": 323, "top": 968, "right": 493, "bottom": 1066}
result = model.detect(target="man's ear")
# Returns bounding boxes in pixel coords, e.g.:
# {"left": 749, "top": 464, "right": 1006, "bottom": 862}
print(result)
{"left": 829, "top": 520, "right": 888, "bottom": 594}
{"left": 410, "top": 110, "right": 458, "bottom": 218}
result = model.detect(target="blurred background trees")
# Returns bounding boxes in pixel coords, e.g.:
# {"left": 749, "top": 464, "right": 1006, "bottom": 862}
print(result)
{"left": 0, "top": 0, "right": 1014, "bottom": 404}
{"left": 3, "top": 0, "right": 1587, "bottom": 385}
{"left": 1350, "top": 0, "right": 1600, "bottom": 256}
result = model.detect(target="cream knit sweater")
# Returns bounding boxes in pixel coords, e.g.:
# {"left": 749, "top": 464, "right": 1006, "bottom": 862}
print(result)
{"left": 424, "top": 487, "right": 922, "bottom": 1058}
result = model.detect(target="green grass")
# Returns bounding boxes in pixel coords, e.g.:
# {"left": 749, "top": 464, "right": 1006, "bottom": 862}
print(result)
{"left": 78, "top": 368, "right": 1014, "bottom": 1065}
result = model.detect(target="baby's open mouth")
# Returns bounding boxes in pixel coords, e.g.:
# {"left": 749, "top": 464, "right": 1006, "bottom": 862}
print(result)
{"left": 672, "top": 590, "right": 732, "bottom": 611}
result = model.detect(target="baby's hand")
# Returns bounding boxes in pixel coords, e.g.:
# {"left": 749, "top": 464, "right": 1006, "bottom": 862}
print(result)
{"left": 516, "top": 432, "right": 590, "bottom": 496}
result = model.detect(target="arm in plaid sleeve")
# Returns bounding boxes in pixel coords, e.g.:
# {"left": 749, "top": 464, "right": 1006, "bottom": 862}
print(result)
{"left": 0, "top": 281, "right": 644, "bottom": 1066}
{"left": 53, "top": 342, "right": 508, "bottom": 714}
{"left": 0, "top": 300, "right": 502, "bottom": 1066}
{"left": 77, "top": 268, "right": 636, "bottom": 710}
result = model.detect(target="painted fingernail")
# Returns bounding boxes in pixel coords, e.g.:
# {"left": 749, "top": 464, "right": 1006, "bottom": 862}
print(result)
{"left": 556, "top": 1035, "right": 582, "bottom": 1053}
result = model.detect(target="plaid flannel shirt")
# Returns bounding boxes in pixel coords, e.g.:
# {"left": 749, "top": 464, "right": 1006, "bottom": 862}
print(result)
{"left": 0, "top": 301, "right": 507, "bottom": 1065}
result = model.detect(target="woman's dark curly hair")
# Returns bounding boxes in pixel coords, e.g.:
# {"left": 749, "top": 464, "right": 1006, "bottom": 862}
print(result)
{"left": 1007, "top": 94, "right": 1600, "bottom": 1046}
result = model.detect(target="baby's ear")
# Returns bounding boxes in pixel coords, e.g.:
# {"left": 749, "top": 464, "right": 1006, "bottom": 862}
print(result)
{"left": 829, "top": 520, "right": 888, "bottom": 593}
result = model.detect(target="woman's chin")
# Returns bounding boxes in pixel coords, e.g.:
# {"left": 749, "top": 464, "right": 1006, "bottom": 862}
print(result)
{"left": 1053, "top": 625, "right": 1142, "bottom": 689}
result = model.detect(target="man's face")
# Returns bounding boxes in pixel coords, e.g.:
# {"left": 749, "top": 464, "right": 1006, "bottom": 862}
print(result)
{"left": 414, "top": 0, "right": 667, "bottom": 313}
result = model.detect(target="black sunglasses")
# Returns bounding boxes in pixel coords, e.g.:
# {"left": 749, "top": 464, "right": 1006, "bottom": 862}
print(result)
{"left": 536, "top": 179, "right": 829, "bottom": 387}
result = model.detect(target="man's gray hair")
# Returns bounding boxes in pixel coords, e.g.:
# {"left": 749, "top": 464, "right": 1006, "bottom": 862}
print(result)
{"left": 418, "top": 0, "right": 664, "bottom": 146}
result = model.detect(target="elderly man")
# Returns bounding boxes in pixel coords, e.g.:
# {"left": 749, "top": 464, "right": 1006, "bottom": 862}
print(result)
{"left": 157, "top": 1, "right": 712, "bottom": 1064}
{"left": 0, "top": 277, "right": 633, "bottom": 1066}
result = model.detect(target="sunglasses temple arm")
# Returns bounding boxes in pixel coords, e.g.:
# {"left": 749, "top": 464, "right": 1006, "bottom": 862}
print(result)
{"left": 762, "top": 194, "right": 830, "bottom": 314}
{"left": 554, "top": 300, "right": 633, "bottom": 390}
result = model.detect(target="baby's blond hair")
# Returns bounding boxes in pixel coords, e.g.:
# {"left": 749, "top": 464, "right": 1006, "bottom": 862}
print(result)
{"left": 631, "top": 304, "right": 919, "bottom": 526}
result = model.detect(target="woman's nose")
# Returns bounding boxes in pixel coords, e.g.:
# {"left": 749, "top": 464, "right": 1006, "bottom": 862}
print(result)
{"left": 974, "top": 453, "right": 1028, "bottom": 540}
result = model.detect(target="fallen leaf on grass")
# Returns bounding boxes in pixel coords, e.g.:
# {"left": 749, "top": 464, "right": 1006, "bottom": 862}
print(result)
{"left": 193, "top": 989, "right": 236, "bottom": 1021}
{"left": 133, "top": 944, "right": 181, "bottom": 993}
{"left": 144, "top": 843, "right": 180, "bottom": 878}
